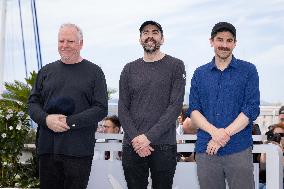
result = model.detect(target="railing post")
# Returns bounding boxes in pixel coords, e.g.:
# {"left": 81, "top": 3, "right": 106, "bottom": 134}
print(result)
{"left": 265, "top": 144, "right": 283, "bottom": 189}
{"left": 91, "top": 134, "right": 283, "bottom": 189}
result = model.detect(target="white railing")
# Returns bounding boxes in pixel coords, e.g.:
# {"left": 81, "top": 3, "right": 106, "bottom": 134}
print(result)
{"left": 87, "top": 133, "right": 283, "bottom": 189}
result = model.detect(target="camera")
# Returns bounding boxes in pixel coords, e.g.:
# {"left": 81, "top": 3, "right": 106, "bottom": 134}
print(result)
{"left": 266, "top": 130, "right": 283, "bottom": 143}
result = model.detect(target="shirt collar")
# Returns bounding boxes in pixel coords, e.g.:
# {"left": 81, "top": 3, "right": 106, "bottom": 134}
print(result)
{"left": 209, "top": 55, "right": 238, "bottom": 70}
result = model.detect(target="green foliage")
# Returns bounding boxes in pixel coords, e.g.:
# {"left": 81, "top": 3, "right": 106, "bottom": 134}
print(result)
{"left": 108, "top": 87, "right": 117, "bottom": 100}
{"left": 0, "top": 71, "right": 37, "bottom": 112}
{"left": 0, "top": 71, "right": 116, "bottom": 187}
{"left": 0, "top": 107, "right": 32, "bottom": 187}
{"left": 0, "top": 71, "right": 39, "bottom": 188}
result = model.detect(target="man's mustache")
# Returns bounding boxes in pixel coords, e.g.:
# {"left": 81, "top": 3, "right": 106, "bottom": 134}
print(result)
{"left": 145, "top": 37, "right": 156, "bottom": 43}
{"left": 218, "top": 47, "right": 230, "bottom": 51}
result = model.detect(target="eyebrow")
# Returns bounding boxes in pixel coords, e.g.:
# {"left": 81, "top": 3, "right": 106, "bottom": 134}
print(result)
{"left": 143, "top": 29, "right": 159, "bottom": 33}
{"left": 102, "top": 125, "right": 112, "bottom": 127}
{"left": 216, "top": 36, "right": 234, "bottom": 41}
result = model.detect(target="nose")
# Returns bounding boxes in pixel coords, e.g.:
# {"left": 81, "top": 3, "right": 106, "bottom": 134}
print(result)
{"left": 148, "top": 33, "right": 154, "bottom": 37}
{"left": 221, "top": 41, "right": 228, "bottom": 47}
{"left": 62, "top": 41, "right": 69, "bottom": 47}
{"left": 59, "top": 40, "right": 69, "bottom": 48}
{"left": 145, "top": 32, "right": 154, "bottom": 38}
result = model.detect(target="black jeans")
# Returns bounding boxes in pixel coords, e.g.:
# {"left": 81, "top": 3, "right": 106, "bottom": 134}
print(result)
{"left": 122, "top": 144, "right": 177, "bottom": 189}
{"left": 39, "top": 154, "right": 93, "bottom": 189}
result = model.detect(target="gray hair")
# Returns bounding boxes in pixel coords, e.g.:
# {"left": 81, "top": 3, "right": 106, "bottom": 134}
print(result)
{"left": 59, "top": 23, "right": 83, "bottom": 41}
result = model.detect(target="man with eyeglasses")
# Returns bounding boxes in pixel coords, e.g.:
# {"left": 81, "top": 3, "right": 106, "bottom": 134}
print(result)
{"left": 102, "top": 115, "right": 121, "bottom": 134}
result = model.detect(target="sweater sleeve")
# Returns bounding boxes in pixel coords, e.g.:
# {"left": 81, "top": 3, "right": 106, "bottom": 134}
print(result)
{"left": 145, "top": 61, "right": 186, "bottom": 143}
{"left": 118, "top": 65, "right": 139, "bottom": 141}
{"left": 28, "top": 69, "right": 49, "bottom": 128}
{"left": 66, "top": 67, "right": 108, "bottom": 130}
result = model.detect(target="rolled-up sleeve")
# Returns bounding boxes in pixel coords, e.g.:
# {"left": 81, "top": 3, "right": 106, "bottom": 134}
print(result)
{"left": 241, "top": 64, "right": 260, "bottom": 121}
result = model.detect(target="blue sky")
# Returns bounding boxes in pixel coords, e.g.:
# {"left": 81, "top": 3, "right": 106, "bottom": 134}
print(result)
{"left": 3, "top": 0, "right": 284, "bottom": 103}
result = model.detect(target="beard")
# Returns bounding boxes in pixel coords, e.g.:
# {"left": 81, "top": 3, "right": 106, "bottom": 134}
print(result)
{"left": 60, "top": 55, "right": 71, "bottom": 62}
{"left": 59, "top": 50, "right": 80, "bottom": 63}
{"left": 141, "top": 37, "right": 161, "bottom": 53}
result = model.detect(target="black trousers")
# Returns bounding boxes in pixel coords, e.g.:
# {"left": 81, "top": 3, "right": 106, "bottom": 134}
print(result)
{"left": 39, "top": 154, "right": 93, "bottom": 189}
{"left": 122, "top": 144, "right": 177, "bottom": 189}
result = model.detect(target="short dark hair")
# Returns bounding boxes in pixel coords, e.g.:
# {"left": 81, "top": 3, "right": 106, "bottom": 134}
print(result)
{"left": 211, "top": 22, "right": 236, "bottom": 40}
{"left": 271, "top": 122, "right": 284, "bottom": 133}
{"left": 139, "top": 20, "right": 163, "bottom": 36}
{"left": 279, "top": 106, "right": 284, "bottom": 115}
{"left": 103, "top": 115, "right": 121, "bottom": 129}
{"left": 180, "top": 104, "right": 189, "bottom": 122}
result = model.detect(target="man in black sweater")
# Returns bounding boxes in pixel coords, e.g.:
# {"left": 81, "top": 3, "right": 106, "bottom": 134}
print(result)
{"left": 118, "top": 21, "right": 186, "bottom": 189}
{"left": 28, "top": 23, "right": 108, "bottom": 189}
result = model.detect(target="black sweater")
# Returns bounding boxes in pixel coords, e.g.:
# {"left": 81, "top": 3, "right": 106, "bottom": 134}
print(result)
{"left": 28, "top": 59, "right": 108, "bottom": 156}
{"left": 118, "top": 55, "right": 186, "bottom": 145}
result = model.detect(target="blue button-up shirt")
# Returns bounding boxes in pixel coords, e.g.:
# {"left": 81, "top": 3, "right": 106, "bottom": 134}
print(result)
{"left": 187, "top": 56, "right": 260, "bottom": 155}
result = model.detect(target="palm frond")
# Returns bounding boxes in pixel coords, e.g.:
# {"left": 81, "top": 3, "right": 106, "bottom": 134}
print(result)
{"left": 0, "top": 72, "right": 38, "bottom": 113}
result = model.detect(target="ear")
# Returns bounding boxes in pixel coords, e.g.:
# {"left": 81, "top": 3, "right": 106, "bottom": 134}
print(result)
{"left": 79, "top": 39, "right": 84, "bottom": 48}
{"left": 160, "top": 36, "right": 164, "bottom": 45}
{"left": 114, "top": 127, "right": 120, "bottom": 133}
{"left": 209, "top": 38, "right": 213, "bottom": 47}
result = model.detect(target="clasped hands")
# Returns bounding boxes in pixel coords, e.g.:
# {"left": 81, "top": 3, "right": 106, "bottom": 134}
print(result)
{"left": 132, "top": 134, "right": 154, "bottom": 158}
{"left": 206, "top": 128, "right": 230, "bottom": 155}
{"left": 46, "top": 114, "right": 70, "bottom": 132}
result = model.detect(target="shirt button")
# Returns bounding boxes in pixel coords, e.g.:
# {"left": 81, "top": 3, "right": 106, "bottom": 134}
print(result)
{"left": 216, "top": 113, "right": 220, "bottom": 116}
{"left": 72, "top": 124, "right": 76, "bottom": 127}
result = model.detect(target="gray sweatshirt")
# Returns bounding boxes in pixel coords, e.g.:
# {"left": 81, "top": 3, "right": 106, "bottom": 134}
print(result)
{"left": 118, "top": 54, "right": 186, "bottom": 145}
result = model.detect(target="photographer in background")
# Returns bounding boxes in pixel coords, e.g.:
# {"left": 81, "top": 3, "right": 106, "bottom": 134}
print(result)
{"left": 279, "top": 106, "right": 284, "bottom": 123}
{"left": 259, "top": 122, "right": 284, "bottom": 189}
{"left": 266, "top": 106, "right": 284, "bottom": 132}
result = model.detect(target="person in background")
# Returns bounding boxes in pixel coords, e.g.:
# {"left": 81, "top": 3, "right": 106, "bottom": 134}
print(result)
{"left": 177, "top": 105, "right": 197, "bottom": 135}
{"left": 266, "top": 106, "right": 284, "bottom": 132}
{"left": 259, "top": 122, "right": 284, "bottom": 189}
{"left": 28, "top": 23, "right": 108, "bottom": 189}
{"left": 94, "top": 115, "right": 122, "bottom": 160}
{"left": 176, "top": 105, "right": 197, "bottom": 162}
{"left": 176, "top": 105, "right": 189, "bottom": 135}
{"left": 279, "top": 106, "right": 284, "bottom": 123}
{"left": 187, "top": 21, "right": 260, "bottom": 189}
{"left": 102, "top": 115, "right": 121, "bottom": 134}
{"left": 252, "top": 122, "right": 261, "bottom": 135}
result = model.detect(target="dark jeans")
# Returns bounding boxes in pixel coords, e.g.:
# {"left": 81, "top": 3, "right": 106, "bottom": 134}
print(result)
{"left": 122, "top": 144, "right": 177, "bottom": 189}
{"left": 39, "top": 154, "right": 93, "bottom": 189}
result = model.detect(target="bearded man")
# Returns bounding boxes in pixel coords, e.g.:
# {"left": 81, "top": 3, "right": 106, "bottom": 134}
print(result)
{"left": 118, "top": 20, "right": 186, "bottom": 189}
